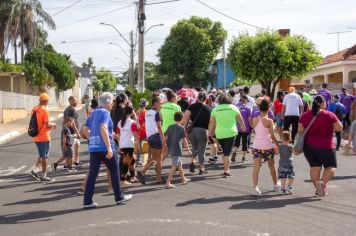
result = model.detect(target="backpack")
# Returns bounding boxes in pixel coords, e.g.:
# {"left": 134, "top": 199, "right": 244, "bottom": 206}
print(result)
{"left": 335, "top": 105, "right": 343, "bottom": 121}
{"left": 28, "top": 110, "right": 39, "bottom": 137}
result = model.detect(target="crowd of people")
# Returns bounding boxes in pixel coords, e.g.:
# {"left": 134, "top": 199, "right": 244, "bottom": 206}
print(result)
{"left": 28, "top": 82, "right": 354, "bottom": 208}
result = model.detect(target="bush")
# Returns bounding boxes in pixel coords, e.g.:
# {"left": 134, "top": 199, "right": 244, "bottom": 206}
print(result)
{"left": 126, "top": 86, "right": 153, "bottom": 109}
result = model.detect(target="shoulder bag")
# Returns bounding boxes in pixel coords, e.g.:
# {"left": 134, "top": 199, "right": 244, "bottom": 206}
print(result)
{"left": 186, "top": 104, "right": 204, "bottom": 134}
{"left": 293, "top": 115, "right": 318, "bottom": 155}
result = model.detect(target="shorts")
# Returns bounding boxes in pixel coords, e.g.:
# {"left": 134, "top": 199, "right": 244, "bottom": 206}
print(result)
{"left": 120, "top": 148, "right": 134, "bottom": 157}
{"left": 252, "top": 148, "right": 275, "bottom": 162}
{"left": 148, "top": 133, "right": 163, "bottom": 149}
{"left": 275, "top": 114, "right": 284, "bottom": 127}
{"left": 74, "top": 138, "right": 80, "bottom": 145}
{"left": 35, "top": 141, "right": 50, "bottom": 158}
{"left": 278, "top": 166, "right": 295, "bottom": 179}
{"left": 171, "top": 156, "right": 182, "bottom": 166}
{"left": 62, "top": 146, "right": 74, "bottom": 158}
{"left": 303, "top": 144, "right": 337, "bottom": 168}
{"left": 218, "top": 137, "right": 235, "bottom": 156}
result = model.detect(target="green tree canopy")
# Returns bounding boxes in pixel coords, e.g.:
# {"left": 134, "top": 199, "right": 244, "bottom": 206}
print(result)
{"left": 158, "top": 16, "right": 227, "bottom": 87}
{"left": 24, "top": 44, "right": 76, "bottom": 90}
{"left": 95, "top": 68, "right": 116, "bottom": 92}
{"left": 228, "top": 31, "right": 322, "bottom": 100}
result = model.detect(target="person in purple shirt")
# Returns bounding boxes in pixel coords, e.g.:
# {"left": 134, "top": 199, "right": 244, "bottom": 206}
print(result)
{"left": 340, "top": 88, "right": 354, "bottom": 129}
{"left": 317, "top": 83, "right": 332, "bottom": 105}
{"left": 231, "top": 95, "right": 252, "bottom": 163}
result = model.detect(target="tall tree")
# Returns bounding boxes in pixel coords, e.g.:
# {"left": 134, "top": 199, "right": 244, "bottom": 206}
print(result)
{"left": 228, "top": 31, "right": 322, "bottom": 100}
{"left": 96, "top": 68, "right": 117, "bottom": 92}
{"left": 158, "top": 16, "right": 227, "bottom": 87}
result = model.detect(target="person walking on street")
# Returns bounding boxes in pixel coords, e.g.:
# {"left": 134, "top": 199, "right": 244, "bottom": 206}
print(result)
{"left": 81, "top": 92, "right": 132, "bottom": 209}
{"left": 161, "top": 90, "right": 182, "bottom": 133}
{"left": 327, "top": 95, "right": 346, "bottom": 151}
{"left": 282, "top": 87, "right": 304, "bottom": 144}
{"left": 29, "top": 93, "right": 57, "bottom": 182}
{"left": 165, "top": 112, "right": 192, "bottom": 189}
{"left": 340, "top": 88, "right": 354, "bottom": 130}
{"left": 317, "top": 83, "right": 332, "bottom": 106}
{"left": 299, "top": 95, "right": 342, "bottom": 197}
{"left": 137, "top": 96, "right": 165, "bottom": 185}
{"left": 63, "top": 96, "right": 82, "bottom": 167}
{"left": 183, "top": 92, "right": 211, "bottom": 175}
{"left": 251, "top": 99, "right": 280, "bottom": 196}
{"left": 232, "top": 95, "right": 252, "bottom": 163}
{"left": 208, "top": 94, "right": 246, "bottom": 178}
{"left": 273, "top": 91, "right": 285, "bottom": 138}
{"left": 136, "top": 98, "right": 148, "bottom": 166}
{"left": 278, "top": 131, "right": 296, "bottom": 195}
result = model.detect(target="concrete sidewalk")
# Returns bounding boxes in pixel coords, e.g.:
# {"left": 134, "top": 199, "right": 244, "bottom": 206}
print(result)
{"left": 0, "top": 106, "right": 82, "bottom": 144}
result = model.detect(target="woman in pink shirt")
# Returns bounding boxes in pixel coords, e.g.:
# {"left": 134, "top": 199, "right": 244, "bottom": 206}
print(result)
{"left": 298, "top": 95, "right": 342, "bottom": 197}
{"left": 251, "top": 99, "right": 280, "bottom": 196}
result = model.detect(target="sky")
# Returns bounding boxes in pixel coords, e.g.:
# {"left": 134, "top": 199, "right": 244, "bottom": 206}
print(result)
{"left": 7, "top": 0, "right": 356, "bottom": 74}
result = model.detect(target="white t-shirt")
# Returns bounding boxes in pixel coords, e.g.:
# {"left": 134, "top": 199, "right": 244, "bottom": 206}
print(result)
{"left": 283, "top": 92, "right": 303, "bottom": 116}
{"left": 117, "top": 119, "right": 137, "bottom": 148}
{"left": 234, "top": 94, "right": 255, "bottom": 110}
{"left": 145, "top": 109, "right": 162, "bottom": 138}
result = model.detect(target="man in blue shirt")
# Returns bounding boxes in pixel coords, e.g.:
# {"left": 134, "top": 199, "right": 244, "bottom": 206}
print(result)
{"left": 327, "top": 95, "right": 346, "bottom": 151}
{"left": 82, "top": 92, "right": 133, "bottom": 209}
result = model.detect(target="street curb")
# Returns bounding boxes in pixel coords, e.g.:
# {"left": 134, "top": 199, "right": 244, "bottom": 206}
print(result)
{"left": 0, "top": 106, "right": 83, "bottom": 145}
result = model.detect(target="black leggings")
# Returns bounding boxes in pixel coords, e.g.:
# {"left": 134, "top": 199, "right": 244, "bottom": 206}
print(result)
{"left": 335, "top": 132, "right": 341, "bottom": 150}
{"left": 120, "top": 148, "right": 136, "bottom": 181}
{"left": 283, "top": 116, "right": 299, "bottom": 144}
{"left": 343, "top": 113, "right": 351, "bottom": 129}
{"left": 234, "top": 133, "right": 249, "bottom": 151}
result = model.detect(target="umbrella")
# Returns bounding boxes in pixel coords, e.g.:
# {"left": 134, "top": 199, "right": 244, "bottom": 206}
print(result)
{"left": 177, "top": 88, "right": 198, "bottom": 99}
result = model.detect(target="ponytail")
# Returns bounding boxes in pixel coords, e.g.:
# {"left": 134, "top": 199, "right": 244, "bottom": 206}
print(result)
{"left": 312, "top": 95, "right": 325, "bottom": 116}
{"left": 121, "top": 106, "right": 134, "bottom": 128}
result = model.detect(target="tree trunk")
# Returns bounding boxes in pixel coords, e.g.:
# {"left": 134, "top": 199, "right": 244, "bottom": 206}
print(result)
{"left": 270, "top": 78, "right": 281, "bottom": 101}
{"left": 14, "top": 40, "right": 17, "bottom": 64}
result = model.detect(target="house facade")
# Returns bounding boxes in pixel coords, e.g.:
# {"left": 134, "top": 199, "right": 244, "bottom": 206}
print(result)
{"left": 210, "top": 58, "right": 236, "bottom": 89}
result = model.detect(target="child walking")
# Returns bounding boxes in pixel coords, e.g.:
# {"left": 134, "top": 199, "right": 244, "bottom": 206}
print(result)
{"left": 278, "top": 131, "right": 296, "bottom": 194}
{"left": 165, "top": 112, "right": 192, "bottom": 189}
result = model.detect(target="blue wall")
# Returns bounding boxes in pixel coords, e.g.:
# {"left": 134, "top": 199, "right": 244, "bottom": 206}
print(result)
{"left": 214, "top": 58, "right": 236, "bottom": 89}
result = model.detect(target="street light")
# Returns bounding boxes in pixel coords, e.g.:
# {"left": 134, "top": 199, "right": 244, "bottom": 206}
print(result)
{"left": 114, "top": 57, "right": 129, "bottom": 67}
{"left": 145, "top": 23, "right": 164, "bottom": 34}
{"left": 109, "top": 42, "right": 130, "bottom": 58}
{"left": 101, "top": 22, "right": 134, "bottom": 87}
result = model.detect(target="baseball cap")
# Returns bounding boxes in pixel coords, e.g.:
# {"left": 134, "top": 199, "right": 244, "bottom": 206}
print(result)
{"left": 333, "top": 94, "right": 340, "bottom": 101}
{"left": 39, "top": 93, "right": 50, "bottom": 101}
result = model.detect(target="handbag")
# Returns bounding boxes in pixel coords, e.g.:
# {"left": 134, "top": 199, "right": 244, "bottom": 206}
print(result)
{"left": 293, "top": 115, "right": 318, "bottom": 155}
{"left": 186, "top": 104, "right": 204, "bottom": 134}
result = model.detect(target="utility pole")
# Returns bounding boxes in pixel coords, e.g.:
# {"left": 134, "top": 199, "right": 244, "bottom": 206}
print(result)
{"left": 327, "top": 31, "right": 351, "bottom": 52}
{"left": 222, "top": 40, "right": 226, "bottom": 90}
{"left": 137, "top": 0, "right": 146, "bottom": 92}
{"left": 129, "top": 31, "right": 135, "bottom": 87}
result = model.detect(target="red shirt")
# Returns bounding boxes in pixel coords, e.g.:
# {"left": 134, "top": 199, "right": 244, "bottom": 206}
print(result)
{"left": 273, "top": 99, "right": 283, "bottom": 114}
{"left": 137, "top": 109, "right": 147, "bottom": 139}
{"left": 299, "top": 110, "right": 338, "bottom": 149}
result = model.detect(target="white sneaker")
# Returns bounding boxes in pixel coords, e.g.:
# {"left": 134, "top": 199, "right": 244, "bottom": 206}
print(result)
{"left": 252, "top": 188, "right": 262, "bottom": 196}
{"left": 273, "top": 184, "right": 281, "bottom": 192}
{"left": 116, "top": 194, "right": 133, "bottom": 205}
{"left": 83, "top": 202, "right": 98, "bottom": 209}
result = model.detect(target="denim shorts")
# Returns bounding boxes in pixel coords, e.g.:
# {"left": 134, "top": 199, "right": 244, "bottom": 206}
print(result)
{"left": 275, "top": 114, "right": 284, "bottom": 127}
{"left": 35, "top": 141, "right": 51, "bottom": 158}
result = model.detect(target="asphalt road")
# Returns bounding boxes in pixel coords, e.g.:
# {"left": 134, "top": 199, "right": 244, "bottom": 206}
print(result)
{"left": 0, "top": 109, "right": 356, "bottom": 236}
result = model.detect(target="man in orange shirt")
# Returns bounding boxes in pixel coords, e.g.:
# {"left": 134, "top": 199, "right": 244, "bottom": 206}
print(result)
{"left": 29, "top": 93, "right": 57, "bottom": 182}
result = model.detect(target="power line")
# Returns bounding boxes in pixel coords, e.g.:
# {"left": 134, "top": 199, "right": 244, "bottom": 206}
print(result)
{"left": 195, "top": 0, "right": 266, "bottom": 30}
{"left": 147, "top": 0, "right": 181, "bottom": 5}
{"left": 57, "top": 4, "right": 134, "bottom": 28}
{"left": 51, "top": 0, "right": 83, "bottom": 17}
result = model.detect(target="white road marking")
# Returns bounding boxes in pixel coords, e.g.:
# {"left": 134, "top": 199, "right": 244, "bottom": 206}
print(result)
{"left": 0, "top": 165, "right": 27, "bottom": 176}
{"left": 0, "top": 131, "right": 20, "bottom": 143}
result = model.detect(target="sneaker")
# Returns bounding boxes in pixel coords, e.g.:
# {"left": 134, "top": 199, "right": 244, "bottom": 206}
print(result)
{"left": 116, "top": 194, "right": 133, "bottom": 205}
{"left": 67, "top": 167, "right": 78, "bottom": 173}
{"left": 136, "top": 171, "right": 146, "bottom": 185}
{"left": 41, "top": 176, "right": 55, "bottom": 182}
{"left": 29, "top": 170, "right": 40, "bottom": 181}
{"left": 315, "top": 181, "right": 324, "bottom": 197}
{"left": 252, "top": 188, "right": 262, "bottom": 196}
{"left": 83, "top": 202, "right": 98, "bottom": 209}
{"left": 242, "top": 157, "right": 248, "bottom": 163}
{"left": 286, "top": 185, "right": 294, "bottom": 194}
{"left": 214, "top": 156, "right": 218, "bottom": 161}
{"left": 222, "top": 172, "right": 232, "bottom": 178}
{"left": 273, "top": 184, "right": 281, "bottom": 192}
{"left": 198, "top": 169, "right": 208, "bottom": 175}
{"left": 321, "top": 182, "right": 327, "bottom": 197}
{"left": 51, "top": 163, "right": 58, "bottom": 172}
{"left": 208, "top": 158, "right": 216, "bottom": 164}
{"left": 279, "top": 189, "right": 287, "bottom": 195}
{"left": 78, "top": 189, "right": 85, "bottom": 195}
{"left": 63, "top": 164, "right": 68, "bottom": 169}
{"left": 231, "top": 152, "right": 237, "bottom": 162}
{"left": 189, "top": 162, "right": 195, "bottom": 173}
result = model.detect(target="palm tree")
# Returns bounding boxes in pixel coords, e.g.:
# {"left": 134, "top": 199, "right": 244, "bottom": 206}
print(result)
{"left": 0, "top": 0, "right": 14, "bottom": 62}
{"left": 1, "top": 0, "right": 56, "bottom": 63}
